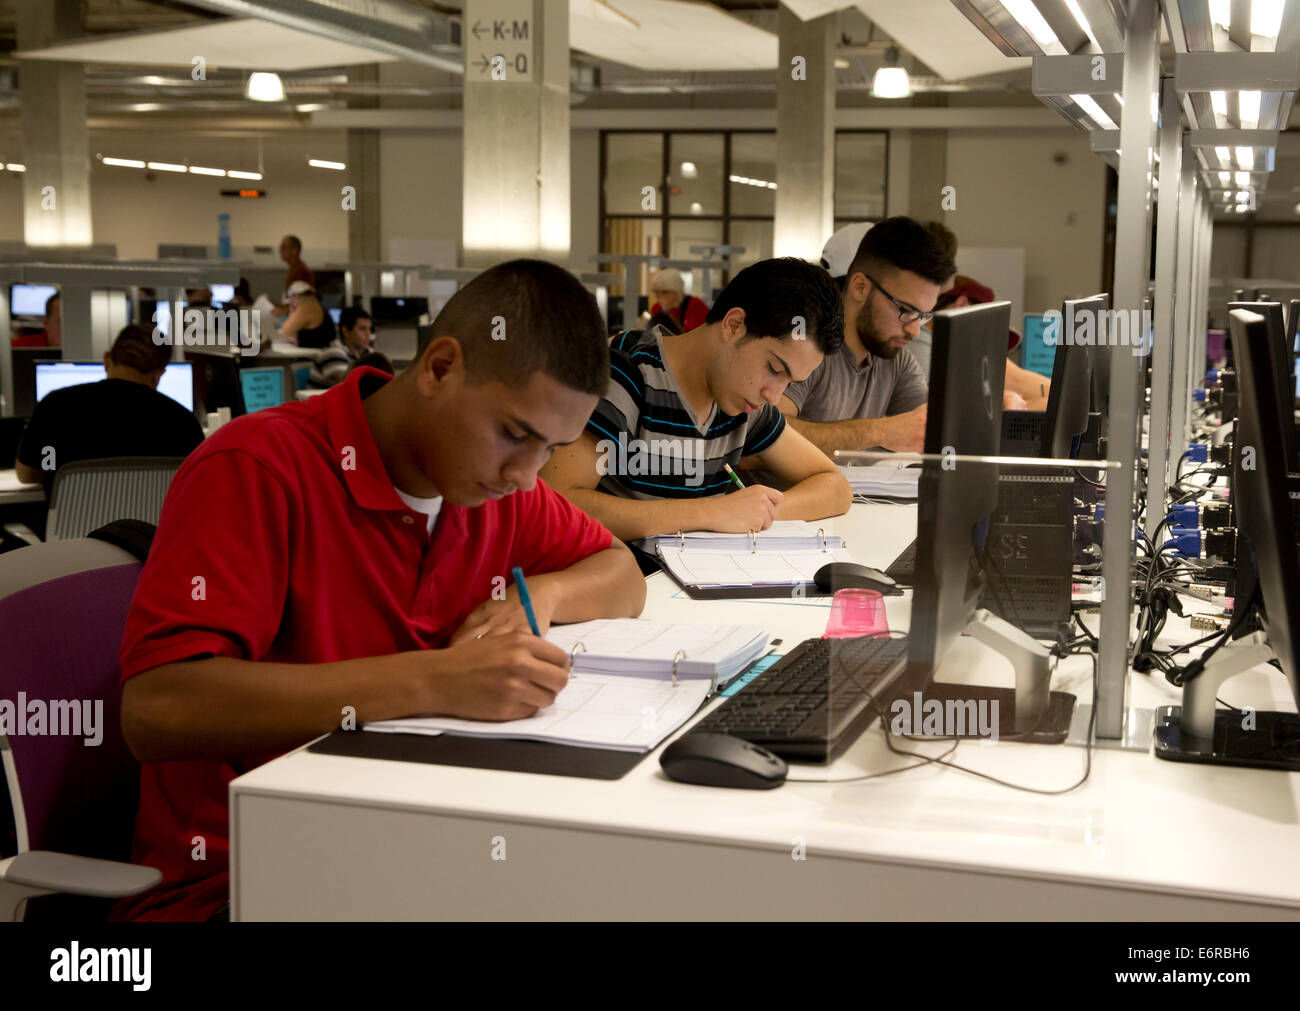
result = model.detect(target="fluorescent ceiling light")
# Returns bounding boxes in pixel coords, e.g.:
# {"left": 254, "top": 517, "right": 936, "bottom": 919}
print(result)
{"left": 307, "top": 158, "right": 345, "bottom": 170}
{"left": 1236, "top": 189, "right": 1251, "bottom": 200}
{"left": 147, "top": 161, "right": 187, "bottom": 173}
{"left": 141, "top": 75, "right": 167, "bottom": 86}
{"left": 1071, "top": 93, "right": 1116, "bottom": 129}
{"left": 131, "top": 103, "right": 162, "bottom": 112}
{"left": 1239, "top": 90, "right": 1261, "bottom": 128}
{"left": 102, "top": 157, "right": 146, "bottom": 168}
{"left": 1211, "top": 91, "right": 1227, "bottom": 117}
{"left": 6, "top": 164, "right": 25, "bottom": 172}
{"left": 1000, "top": 0, "right": 1061, "bottom": 48}
{"left": 295, "top": 103, "right": 328, "bottom": 113}
{"left": 1063, "top": 0, "right": 1101, "bottom": 49}
{"left": 872, "top": 66, "right": 911, "bottom": 99}
{"left": 1236, "top": 146, "right": 1255, "bottom": 169}
{"left": 1215, "top": 145, "right": 1231, "bottom": 163}
{"left": 1252, "top": 0, "right": 1284, "bottom": 38}
{"left": 189, "top": 166, "right": 226, "bottom": 177}
{"left": 245, "top": 72, "right": 285, "bottom": 102}
{"left": 1209, "top": 0, "right": 1230, "bottom": 30}
{"left": 228, "top": 170, "right": 263, "bottom": 180}
{"left": 689, "top": 202, "right": 703, "bottom": 214}
{"left": 680, "top": 161, "right": 697, "bottom": 178}
{"left": 1235, "top": 170, "right": 1250, "bottom": 185}
{"left": 1219, "top": 170, "right": 1231, "bottom": 183}
{"left": 1114, "top": 93, "right": 1124, "bottom": 106}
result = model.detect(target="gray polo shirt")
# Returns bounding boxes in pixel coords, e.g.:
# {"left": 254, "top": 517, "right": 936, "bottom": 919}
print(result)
{"left": 785, "top": 339, "right": 928, "bottom": 422}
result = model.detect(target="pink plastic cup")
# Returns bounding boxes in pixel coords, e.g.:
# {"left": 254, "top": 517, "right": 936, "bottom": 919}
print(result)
{"left": 823, "top": 588, "right": 889, "bottom": 639}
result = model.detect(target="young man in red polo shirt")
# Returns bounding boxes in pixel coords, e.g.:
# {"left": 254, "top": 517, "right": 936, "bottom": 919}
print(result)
{"left": 114, "top": 260, "right": 647, "bottom": 921}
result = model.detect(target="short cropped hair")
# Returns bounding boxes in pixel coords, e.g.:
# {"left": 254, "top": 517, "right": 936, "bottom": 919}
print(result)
{"left": 705, "top": 257, "right": 845, "bottom": 355}
{"left": 283, "top": 235, "right": 302, "bottom": 253}
{"left": 339, "top": 306, "right": 371, "bottom": 333}
{"left": 109, "top": 323, "right": 171, "bottom": 375}
{"left": 923, "top": 220, "right": 959, "bottom": 264}
{"left": 848, "top": 216, "right": 956, "bottom": 287}
{"left": 429, "top": 259, "right": 609, "bottom": 396}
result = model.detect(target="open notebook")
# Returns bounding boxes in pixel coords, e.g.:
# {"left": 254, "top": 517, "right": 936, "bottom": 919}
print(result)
{"left": 649, "top": 520, "right": 852, "bottom": 598}
{"left": 364, "top": 619, "right": 769, "bottom": 752}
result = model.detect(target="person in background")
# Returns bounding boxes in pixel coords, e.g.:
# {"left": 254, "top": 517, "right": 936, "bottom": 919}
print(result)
{"left": 541, "top": 257, "right": 852, "bottom": 545}
{"left": 14, "top": 323, "right": 203, "bottom": 495}
{"left": 351, "top": 350, "right": 394, "bottom": 376}
{"left": 648, "top": 269, "right": 708, "bottom": 333}
{"left": 309, "top": 306, "right": 375, "bottom": 387}
{"left": 278, "top": 281, "right": 337, "bottom": 349}
{"left": 272, "top": 235, "right": 315, "bottom": 318}
{"left": 781, "top": 217, "right": 948, "bottom": 456}
{"left": 12, "top": 291, "right": 61, "bottom": 348}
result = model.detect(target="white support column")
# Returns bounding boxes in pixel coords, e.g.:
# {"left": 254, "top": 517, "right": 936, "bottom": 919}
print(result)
{"left": 1097, "top": 1, "right": 1160, "bottom": 740}
{"left": 1169, "top": 148, "right": 1199, "bottom": 464}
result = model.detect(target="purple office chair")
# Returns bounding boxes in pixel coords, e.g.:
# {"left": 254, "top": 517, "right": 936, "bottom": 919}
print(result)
{"left": 0, "top": 536, "right": 161, "bottom": 920}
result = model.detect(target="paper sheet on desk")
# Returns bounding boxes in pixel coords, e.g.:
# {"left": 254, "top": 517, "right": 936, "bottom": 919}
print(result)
{"left": 658, "top": 546, "right": 855, "bottom": 588}
{"left": 838, "top": 461, "right": 921, "bottom": 499}
{"left": 364, "top": 674, "right": 710, "bottom": 752}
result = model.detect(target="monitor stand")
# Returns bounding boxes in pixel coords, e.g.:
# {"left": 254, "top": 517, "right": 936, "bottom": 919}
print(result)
{"left": 1153, "top": 630, "right": 1300, "bottom": 771}
{"left": 927, "top": 608, "right": 1076, "bottom": 744}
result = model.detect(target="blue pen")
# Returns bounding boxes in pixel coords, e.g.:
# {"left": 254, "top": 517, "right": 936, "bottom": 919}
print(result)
{"left": 511, "top": 566, "right": 542, "bottom": 637}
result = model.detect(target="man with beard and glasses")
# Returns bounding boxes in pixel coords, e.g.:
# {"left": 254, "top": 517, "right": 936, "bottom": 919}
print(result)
{"left": 776, "top": 217, "right": 952, "bottom": 454}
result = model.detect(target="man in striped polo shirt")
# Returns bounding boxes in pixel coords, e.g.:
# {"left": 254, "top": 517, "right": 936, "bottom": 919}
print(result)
{"left": 542, "top": 257, "right": 852, "bottom": 544}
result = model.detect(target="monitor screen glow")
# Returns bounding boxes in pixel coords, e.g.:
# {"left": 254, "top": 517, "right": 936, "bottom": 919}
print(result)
{"left": 35, "top": 361, "right": 195, "bottom": 413}
{"left": 11, "top": 284, "right": 58, "bottom": 317}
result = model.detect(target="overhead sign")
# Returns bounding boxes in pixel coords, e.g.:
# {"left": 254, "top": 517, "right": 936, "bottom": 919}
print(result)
{"left": 466, "top": 0, "right": 534, "bottom": 83}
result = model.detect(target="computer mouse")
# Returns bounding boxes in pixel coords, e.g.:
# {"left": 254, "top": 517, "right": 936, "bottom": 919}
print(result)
{"left": 659, "top": 732, "right": 787, "bottom": 789}
{"left": 813, "top": 561, "right": 903, "bottom": 596}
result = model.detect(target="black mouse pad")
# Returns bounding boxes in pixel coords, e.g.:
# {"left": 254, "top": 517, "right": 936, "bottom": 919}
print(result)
{"left": 307, "top": 729, "right": 647, "bottom": 780}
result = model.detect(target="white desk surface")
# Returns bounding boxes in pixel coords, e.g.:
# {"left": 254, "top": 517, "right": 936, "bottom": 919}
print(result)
{"left": 231, "top": 501, "right": 1300, "bottom": 919}
{"left": 0, "top": 468, "right": 44, "bottom": 505}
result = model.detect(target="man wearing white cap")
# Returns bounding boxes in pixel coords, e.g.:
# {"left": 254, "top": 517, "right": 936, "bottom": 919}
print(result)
{"left": 278, "top": 279, "right": 338, "bottom": 349}
{"left": 778, "top": 217, "right": 950, "bottom": 454}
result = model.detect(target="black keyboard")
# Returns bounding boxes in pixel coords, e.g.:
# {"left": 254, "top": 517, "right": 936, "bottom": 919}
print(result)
{"left": 885, "top": 538, "right": 917, "bottom": 585}
{"left": 689, "top": 635, "right": 909, "bottom": 762}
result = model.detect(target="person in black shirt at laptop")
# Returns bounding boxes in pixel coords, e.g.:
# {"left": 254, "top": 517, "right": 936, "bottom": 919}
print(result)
{"left": 14, "top": 324, "right": 204, "bottom": 495}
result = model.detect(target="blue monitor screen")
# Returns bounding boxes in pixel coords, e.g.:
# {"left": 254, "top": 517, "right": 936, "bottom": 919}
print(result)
{"left": 1020, "top": 313, "right": 1057, "bottom": 377}
{"left": 11, "top": 284, "right": 58, "bottom": 317}
{"left": 240, "top": 367, "right": 285, "bottom": 412}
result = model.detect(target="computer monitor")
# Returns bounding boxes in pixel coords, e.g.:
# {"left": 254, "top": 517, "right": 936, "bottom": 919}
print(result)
{"left": 909, "top": 301, "right": 1010, "bottom": 680}
{"left": 1157, "top": 309, "right": 1300, "bottom": 768}
{"left": 10, "top": 284, "right": 58, "bottom": 317}
{"left": 210, "top": 283, "right": 235, "bottom": 305}
{"left": 1040, "top": 295, "right": 1104, "bottom": 459}
{"left": 185, "top": 350, "right": 245, "bottom": 417}
{"left": 10, "top": 347, "right": 63, "bottom": 416}
{"left": 369, "top": 296, "right": 428, "bottom": 326}
{"left": 239, "top": 366, "right": 286, "bottom": 413}
{"left": 903, "top": 300, "right": 1074, "bottom": 741}
{"left": 35, "top": 360, "right": 195, "bottom": 414}
{"left": 1226, "top": 301, "right": 1297, "bottom": 472}
{"left": 1019, "top": 313, "right": 1056, "bottom": 377}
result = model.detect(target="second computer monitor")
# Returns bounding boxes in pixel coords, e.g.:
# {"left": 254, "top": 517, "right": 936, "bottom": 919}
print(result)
{"left": 909, "top": 300, "right": 1011, "bottom": 678}
{"left": 1040, "top": 294, "right": 1105, "bottom": 459}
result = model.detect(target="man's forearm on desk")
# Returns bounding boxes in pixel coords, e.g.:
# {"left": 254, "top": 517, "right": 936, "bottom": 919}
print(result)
{"left": 530, "top": 542, "right": 646, "bottom": 623}
{"left": 786, "top": 415, "right": 881, "bottom": 456}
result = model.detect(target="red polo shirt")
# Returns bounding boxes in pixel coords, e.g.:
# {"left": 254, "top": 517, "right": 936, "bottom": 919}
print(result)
{"left": 111, "top": 367, "right": 613, "bottom": 921}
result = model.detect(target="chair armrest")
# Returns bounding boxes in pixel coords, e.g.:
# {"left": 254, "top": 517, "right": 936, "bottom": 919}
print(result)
{"left": 2, "top": 523, "right": 40, "bottom": 547}
{"left": 1, "top": 850, "right": 162, "bottom": 898}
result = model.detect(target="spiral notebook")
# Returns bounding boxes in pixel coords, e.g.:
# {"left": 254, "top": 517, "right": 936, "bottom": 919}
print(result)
{"left": 364, "top": 619, "right": 769, "bottom": 752}
{"left": 650, "top": 521, "right": 852, "bottom": 598}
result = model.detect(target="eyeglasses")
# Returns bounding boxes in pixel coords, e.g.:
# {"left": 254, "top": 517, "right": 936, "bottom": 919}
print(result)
{"left": 863, "top": 274, "right": 933, "bottom": 326}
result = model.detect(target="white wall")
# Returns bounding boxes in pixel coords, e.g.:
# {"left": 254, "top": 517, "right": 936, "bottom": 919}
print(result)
{"left": 944, "top": 128, "right": 1107, "bottom": 313}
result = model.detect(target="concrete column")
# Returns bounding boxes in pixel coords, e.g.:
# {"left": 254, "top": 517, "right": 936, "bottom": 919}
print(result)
{"left": 17, "top": 0, "right": 92, "bottom": 248}
{"left": 346, "top": 64, "right": 382, "bottom": 263}
{"left": 462, "top": 0, "right": 569, "bottom": 267}
{"left": 773, "top": 5, "right": 835, "bottom": 261}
